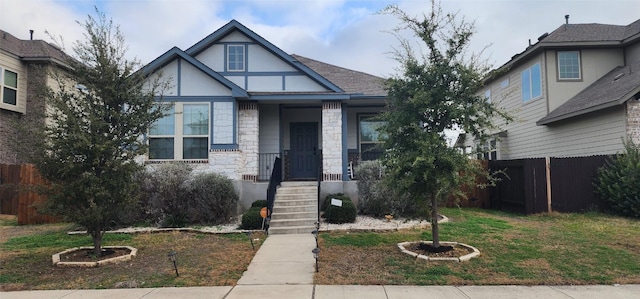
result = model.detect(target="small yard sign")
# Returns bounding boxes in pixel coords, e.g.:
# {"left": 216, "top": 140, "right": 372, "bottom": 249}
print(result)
{"left": 330, "top": 198, "right": 343, "bottom": 207}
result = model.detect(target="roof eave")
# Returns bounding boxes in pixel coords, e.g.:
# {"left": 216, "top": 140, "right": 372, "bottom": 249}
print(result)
{"left": 536, "top": 86, "right": 640, "bottom": 125}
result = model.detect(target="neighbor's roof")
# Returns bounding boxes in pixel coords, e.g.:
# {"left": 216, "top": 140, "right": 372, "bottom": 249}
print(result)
{"left": 0, "top": 30, "right": 69, "bottom": 66}
{"left": 537, "top": 62, "right": 640, "bottom": 125}
{"left": 488, "top": 18, "right": 640, "bottom": 81}
{"left": 292, "top": 54, "right": 386, "bottom": 97}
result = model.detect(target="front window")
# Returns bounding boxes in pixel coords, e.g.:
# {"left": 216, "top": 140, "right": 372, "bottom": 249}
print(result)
{"left": 521, "top": 62, "right": 542, "bottom": 102}
{"left": 557, "top": 51, "right": 581, "bottom": 80}
{"left": 227, "top": 45, "right": 245, "bottom": 71}
{"left": 359, "top": 115, "right": 385, "bottom": 161}
{"left": 149, "top": 103, "right": 210, "bottom": 160}
{"left": 2, "top": 69, "right": 18, "bottom": 105}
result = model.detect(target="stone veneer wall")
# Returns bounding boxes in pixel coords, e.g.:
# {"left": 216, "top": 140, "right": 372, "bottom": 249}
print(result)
{"left": 238, "top": 102, "right": 259, "bottom": 181}
{"left": 321, "top": 101, "right": 342, "bottom": 181}
{"left": 209, "top": 149, "right": 245, "bottom": 181}
{"left": 628, "top": 100, "right": 640, "bottom": 145}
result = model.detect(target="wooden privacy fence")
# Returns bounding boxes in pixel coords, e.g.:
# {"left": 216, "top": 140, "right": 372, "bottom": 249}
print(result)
{"left": 0, "top": 164, "right": 57, "bottom": 224}
{"left": 488, "top": 156, "right": 611, "bottom": 214}
{"left": 445, "top": 160, "right": 490, "bottom": 209}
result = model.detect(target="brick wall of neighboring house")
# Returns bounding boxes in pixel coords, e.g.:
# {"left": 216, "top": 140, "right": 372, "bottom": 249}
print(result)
{"left": 0, "top": 63, "right": 48, "bottom": 164}
{"left": 628, "top": 99, "right": 640, "bottom": 145}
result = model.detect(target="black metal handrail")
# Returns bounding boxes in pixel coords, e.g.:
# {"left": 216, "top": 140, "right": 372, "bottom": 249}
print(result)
{"left": 316, "top": 152, "right": 322, "bottom": 223}
{"left": 258, "top": 153, "right": 281, "bottom": 181}
{"left": 266, "top": 156, "right": 282, "bottom": 233}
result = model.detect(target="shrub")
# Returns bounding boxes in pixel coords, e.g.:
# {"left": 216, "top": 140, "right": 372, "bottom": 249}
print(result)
{"left": 356, "top": 160, "right": 420, "bottom": 218}
{"left": 184, "top": 172, "right": 239, "bottom": 225}
{"left": 322, "top": 193, "right": 350, "bottom": 212}
{"left": 251, "top": 200, "right": 268, "bottom": 208}
{"left": 137, "top": 163, "right": 193, "bottom": 226}
{"left": 324, "top": 198, "right": 357, "bottom": 224}
{"left": 594, "top": 142, "right": 640, "bottom": 218}
{"left": 240, "top": 207, "right": 266, "bottom": 230}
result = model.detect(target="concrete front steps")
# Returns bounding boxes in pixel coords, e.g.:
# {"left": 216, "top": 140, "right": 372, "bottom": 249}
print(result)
{"left": 268, "top": 181, "right": 318, "bottom": 235}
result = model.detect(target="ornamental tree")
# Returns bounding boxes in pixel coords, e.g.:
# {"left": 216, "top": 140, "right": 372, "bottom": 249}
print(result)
{"left": 380, "top": 1, "right": 511, "bottom": 248}
{"left": 33, "top": 9, "right": 168, "bottom": 256}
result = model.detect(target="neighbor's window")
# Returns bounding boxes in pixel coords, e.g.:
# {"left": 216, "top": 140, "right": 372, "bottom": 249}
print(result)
{"left": 2, "top": 69, "right": 18, "bottom": 105}
{"left": 227, "top": 45, "right": 245, "bottom": 71}
{"left": 521, "top": 62, "right": 542, "bottom": 102}
{"left": 359, "top": 115, "right": 385, "bottom": 161}
{"left": 477, "top": 139, "right": 498, "bottom": 160}
{"left": 484, "top": 89, "right": 491, "bottom": 103}
{"left": 557, "top": 51, "right": 581, "bottom": 80}
{"left": 149, "top": 103, "right": 210, "bottom": 160}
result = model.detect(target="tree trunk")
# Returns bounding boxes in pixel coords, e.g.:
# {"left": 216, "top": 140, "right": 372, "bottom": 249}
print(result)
{"left": 91, "top": 230, "right": 103, "bottom": 257}
{"left": 431, "top": 192, "right": 440, "bottom": 248}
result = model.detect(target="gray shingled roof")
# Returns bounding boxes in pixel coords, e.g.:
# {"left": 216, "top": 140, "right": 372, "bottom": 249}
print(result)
{"left": 0, "top": 30, "right": 68, "bottom": 64}
{"left": 291, "top": 54, "right": 387, "bottom": 96}
{"left": 537, "top": 62, "right": 640, "bottom": 125}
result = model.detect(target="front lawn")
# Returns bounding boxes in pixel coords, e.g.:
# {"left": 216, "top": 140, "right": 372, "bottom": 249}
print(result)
{"left": 0, "top": 221, "right": 264, "bottom": 291}
{"left": 316, "top": 208, "right": 640, "bottom": 285}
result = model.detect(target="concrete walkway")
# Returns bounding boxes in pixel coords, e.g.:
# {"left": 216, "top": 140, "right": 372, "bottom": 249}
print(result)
{"left": 2, "top": 233, "right": 639, "bottom": 298}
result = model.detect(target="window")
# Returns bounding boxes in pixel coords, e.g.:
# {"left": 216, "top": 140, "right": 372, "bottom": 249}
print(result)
{"left": 2, "top": 69, "right": 18, "bottom": 105}
{"left": 477, "top": 139, "right": 498, "bottom": 160}
{"left": 521, "top": 62, "right": 542, "bottom": 102}
{"left": 358, "top": 115, "right": 385, "bottom": 161}
{"left": 149, "top": 103, "right": 210, "bottom": 160}
{"left": 484, "top": 89, "right": 491, "bottom": 103}
{"left": 227, "top": 45, "right": 245, "bottom": 71}
{"left": 557, "top": 51, "right": 581, "bottom": 80}
{"left": 500, "top": 78, "right": 509, "bottom": 88}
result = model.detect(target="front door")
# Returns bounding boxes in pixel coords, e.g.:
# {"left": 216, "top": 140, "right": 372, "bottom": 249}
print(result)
{"left": 290, "top": 122, "right": 318, "bottom": 179}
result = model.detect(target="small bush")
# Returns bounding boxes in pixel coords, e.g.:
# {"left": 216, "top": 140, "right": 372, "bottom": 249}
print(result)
{"left": 240, "top": 207, "right": 266, "bottom": 230}
{"left": 594, "top": 142, "right": 640, "bottom": 218}
{"left": 324, "top": 198, "right": 356, "bottom": 224}
{"left": 251, "top": 200, "right": 268, "bottom": 208}
{"left": 322, "top": 193, "right": 350, "bottom": 212}
{"left": 356, "top": 160, "right": 420, "bottom": 218}
{"left": 184, "top": 172, "right": 239, "bottom": 225}
{"left": 137, "top": 163, "right": 193, "bottom": 226}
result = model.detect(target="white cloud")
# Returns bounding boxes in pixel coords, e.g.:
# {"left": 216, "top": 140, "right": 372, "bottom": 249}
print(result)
{"left": 1, "top": 0, "right": 638, "bottom": 77}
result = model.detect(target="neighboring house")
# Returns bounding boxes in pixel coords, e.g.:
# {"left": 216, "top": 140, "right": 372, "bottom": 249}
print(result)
{"left": 141, "top": 20, "right": 387, "bottom": 205}
{"left": 462, "top": 17, "right": 640, "bottom": 160}
{"left": 0, "top": 30, "right": 69, "bottom": 164}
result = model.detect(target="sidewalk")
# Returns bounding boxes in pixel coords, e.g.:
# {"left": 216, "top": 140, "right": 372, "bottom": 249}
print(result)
{"left": 2, "top": 233, "right": 639, "bottom": 298}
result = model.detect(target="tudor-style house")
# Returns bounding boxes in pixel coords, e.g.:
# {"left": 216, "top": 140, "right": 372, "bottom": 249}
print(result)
{"left": 463, "top": 17, "right": 640, "bottom": 160}
{"left": 141, "top": 20, "right": 387, "bottom": 210}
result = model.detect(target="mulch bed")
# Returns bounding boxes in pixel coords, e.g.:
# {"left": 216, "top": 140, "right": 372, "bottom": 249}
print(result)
{"left": 406, "top": 242, "right": 474, "bottom": 258}
{"left": 60, "top": 248, "right": 131, "bottom": 263}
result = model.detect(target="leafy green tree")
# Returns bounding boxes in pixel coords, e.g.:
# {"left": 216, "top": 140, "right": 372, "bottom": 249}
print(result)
{"left": 380, "top": 1, "right": 511, "bottom": 248}
{"left": 33, "top": 10, "right": 167, "bottom": 256}
{"left": 594, "top": 141, "right": 640, "bottom": 218}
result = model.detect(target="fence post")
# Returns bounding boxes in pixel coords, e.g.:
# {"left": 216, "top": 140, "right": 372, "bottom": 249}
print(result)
{"left": 545, "top": 157, "right": 552, "bottom": 213}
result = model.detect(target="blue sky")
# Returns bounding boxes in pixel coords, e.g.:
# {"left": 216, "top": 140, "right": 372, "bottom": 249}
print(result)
{"left": 1, "top": 0, "right": 639, "bottom": 77}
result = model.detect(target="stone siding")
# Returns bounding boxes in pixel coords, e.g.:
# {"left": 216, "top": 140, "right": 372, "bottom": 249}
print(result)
{"left": 321, "top": 101, "right": 342, "bottom": 181}
{"left": 238, "top": 102, "right": 259, "bottom": 181}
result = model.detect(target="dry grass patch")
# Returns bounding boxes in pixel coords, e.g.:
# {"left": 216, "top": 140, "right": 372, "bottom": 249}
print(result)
{"left": 0, "top": 223, "right": 264, "bottom": 291}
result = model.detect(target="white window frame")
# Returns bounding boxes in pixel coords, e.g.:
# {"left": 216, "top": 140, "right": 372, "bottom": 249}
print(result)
{"left": 227, "top": 45, "right": 245, "bottom": 72}
{"left": 478, "top": 139, "right": 498, "bottom": 160}
{"left": 484, "top": 89, "right": 491, "bottom": 103}
{"left": 148, "top": 102, "right": 210, "bottom": 161}
{"left": 521, "top": 62, "right": 542, "bottom": 102}
{"left": 1, "top": 67, "right": 19, "bottom": 107}
{"left": 557, "top": 50, "right": 581, "bottom": 80}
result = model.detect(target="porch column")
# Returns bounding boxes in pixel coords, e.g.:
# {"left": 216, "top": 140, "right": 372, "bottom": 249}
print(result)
{"left": 322, "top": 101, "right": 343, "bottom": 181}
{"left": 239, "top": 101, "right": 259, "bottom": 181}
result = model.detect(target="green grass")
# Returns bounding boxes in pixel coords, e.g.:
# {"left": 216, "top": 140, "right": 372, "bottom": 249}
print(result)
{"left": 2, "top": 232, "right": 132, "bottom": 250}
{"left": 316, "top": 208, "right": 640, "bottom": 285}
